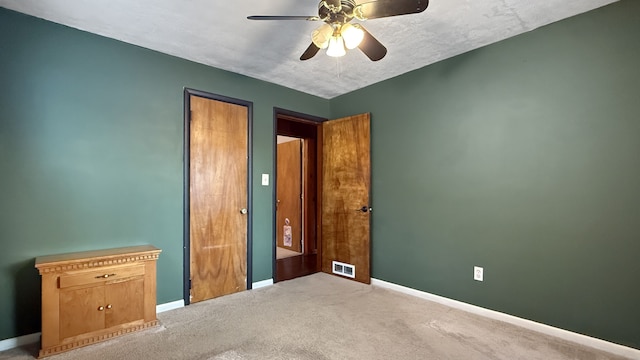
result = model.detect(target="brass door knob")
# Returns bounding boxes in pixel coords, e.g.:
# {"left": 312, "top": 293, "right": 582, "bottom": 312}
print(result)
{"left": 106, "top": 304, "right": 112, "bottom": 309}
{"left": 98, "top": 306, "right": 105, "bottom": 311}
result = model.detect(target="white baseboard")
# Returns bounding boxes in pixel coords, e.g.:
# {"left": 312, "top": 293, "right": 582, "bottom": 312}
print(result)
{"left": 252, "top": 278, "right": 274, "bottom": 289}
{"left": 156, "top": 299, "right": 185, "bottom": 313}
{"left": 0, "top": 332, "right": 40, "bottom": 352}
{"left": 371, "top": 278, "right": 640, "bottom": 359}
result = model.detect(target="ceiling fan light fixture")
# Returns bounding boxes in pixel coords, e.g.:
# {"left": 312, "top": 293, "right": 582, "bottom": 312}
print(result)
{"left": 326, "top": 35, "right": 346, "bottom": 57}
{"left": 341, "top": 23, "right": 364, "bottom": 50}
{"left": 249, "top": 0, "right": 431, "bottom": 61}
{"left": 312, "top": 23, "right": 333, "bottom": 49}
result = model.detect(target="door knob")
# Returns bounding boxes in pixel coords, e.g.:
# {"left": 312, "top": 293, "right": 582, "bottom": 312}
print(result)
{"left": 357, "top": 206, "right": 372, "bottom": 213}
{"left": 240, "top": 208, "right": 248, "bottom": 214}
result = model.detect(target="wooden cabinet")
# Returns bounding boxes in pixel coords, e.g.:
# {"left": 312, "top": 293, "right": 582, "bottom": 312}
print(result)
{"left": 35, "top": 245, "right": 161, "bottom": 358}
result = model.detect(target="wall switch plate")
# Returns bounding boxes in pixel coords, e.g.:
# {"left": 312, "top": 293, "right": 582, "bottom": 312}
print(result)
{"left": 474, "top": 266, "right": 484, "bottom": 281}
{"left": 261, "top": 174, "right": 269, "bottom": 186}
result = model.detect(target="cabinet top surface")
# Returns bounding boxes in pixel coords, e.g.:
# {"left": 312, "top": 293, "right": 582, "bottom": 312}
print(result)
{"left": 35, "top": 245, "right": 161, "bottom": 268}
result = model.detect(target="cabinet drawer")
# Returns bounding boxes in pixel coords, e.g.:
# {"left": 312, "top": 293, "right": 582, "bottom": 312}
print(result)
{"left": 59, "top": 265, "right": 145, "bottom": 289}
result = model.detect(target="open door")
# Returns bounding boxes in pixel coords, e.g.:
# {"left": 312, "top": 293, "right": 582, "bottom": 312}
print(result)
{"left": 188, "top": 94, "right": 249, "bottom": 303}
{"left": 276, "top": 139, "right": 303, "bottom": 254}
{"left": 322, "top": 113, "right": 371, "bottom": 284}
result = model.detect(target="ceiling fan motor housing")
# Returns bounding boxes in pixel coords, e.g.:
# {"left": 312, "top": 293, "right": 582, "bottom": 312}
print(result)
{"left": 318, "top": 0, "right": 357, "bottom": 24}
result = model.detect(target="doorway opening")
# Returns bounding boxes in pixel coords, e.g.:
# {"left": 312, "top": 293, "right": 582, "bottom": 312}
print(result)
{"left": 273, "top": 109, "right": 325, "bottom": 282}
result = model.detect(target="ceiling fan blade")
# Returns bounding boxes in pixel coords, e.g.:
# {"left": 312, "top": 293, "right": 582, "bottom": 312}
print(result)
{"left": 357, "top": 26, "right": 387, "bottom": 61}
{"left": 354, "top": 0, "right": 428, "bottom": 20}
{"left": 300, "top": 43, "right": 321, "bottom": 61}
{"left": 247, "top": 15, "right": 320, "bottom": 21}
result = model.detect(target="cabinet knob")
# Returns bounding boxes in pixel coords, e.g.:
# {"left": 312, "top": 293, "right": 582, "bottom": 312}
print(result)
{"left": 106, "top": 304, "right": 112, "bottom": 309}
{"left": 98, "top": 306, "right": 105, "bottom": 311}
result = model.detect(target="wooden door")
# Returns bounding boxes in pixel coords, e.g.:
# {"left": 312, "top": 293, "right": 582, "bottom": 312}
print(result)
{"left": 322, "top": 113, "right": 371, "bottom": 284}
{"left": 189, "top": 95, "right": 248, "bottom": 303}
{"left": 277, "top": 139, "right": 303, "bottom": 253}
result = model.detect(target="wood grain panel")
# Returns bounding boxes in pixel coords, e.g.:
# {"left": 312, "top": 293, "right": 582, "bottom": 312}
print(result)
{"left": 59, "top": 286, "right": 105, "bottom": 339}
{"left": 105, "top": 277, "right": 144, "bottom": 328}
{"left": 190, "top": 95, "right": 248, "bottom": 303}
{"left": 322, "top": 113, "right": 371, "bottom": 284}
{"left": 277, "top": 139, "right": 303, "bottom": 253}
{"left": 143, "top": 259, "right": 157, "bottom": 322}
{"left": 40, "top": 273, "right": 59, "bottom": 348}
{"left": 59, "top": 265, "right": 144, "bottom": 289}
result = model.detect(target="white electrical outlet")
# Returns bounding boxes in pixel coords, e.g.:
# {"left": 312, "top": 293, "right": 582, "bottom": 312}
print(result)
{"left": 474, "top": 266, "right": 484, "bottom": 281}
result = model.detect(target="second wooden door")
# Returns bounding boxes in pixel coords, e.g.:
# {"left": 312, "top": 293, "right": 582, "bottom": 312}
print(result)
{"left": 322, "top": 113, "right": 371, "bottom": 284}
{"left": 277, "top": 139, "right": 303, "bottom": 253}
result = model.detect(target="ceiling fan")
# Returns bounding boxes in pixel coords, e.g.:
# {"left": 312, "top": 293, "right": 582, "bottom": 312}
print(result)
{"left": 247, "top": 0, "right": 429, "bottom": 61}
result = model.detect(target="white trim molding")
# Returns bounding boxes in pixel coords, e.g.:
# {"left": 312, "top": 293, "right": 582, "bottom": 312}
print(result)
{"left": 371, "top": 278, "right": 640, "bottom": 359}
{"left": 252, "top": 278, "right": 274, "bottom": 289}
{"left": 156, "top": 299, "right": 185, "bottom": 314}
{"left": 0, "top": 332, "right": 40, "bottom": 352}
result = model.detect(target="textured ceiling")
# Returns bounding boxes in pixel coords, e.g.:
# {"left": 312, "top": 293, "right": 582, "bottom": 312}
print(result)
{"left": 0, "top": 0, "right": 618, "bottom": 99}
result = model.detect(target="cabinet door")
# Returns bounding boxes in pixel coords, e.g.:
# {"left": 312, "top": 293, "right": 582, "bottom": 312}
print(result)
{"left": 105, "top": 277, "right": 144, "bottom": 328}
{"left": 59, "top": 286, "right": 105, "bottom": 339}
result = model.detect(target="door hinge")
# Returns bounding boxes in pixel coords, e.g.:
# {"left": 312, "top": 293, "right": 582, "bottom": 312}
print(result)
{"left": 189, "top": 278, "right": 192, "bottom": 289}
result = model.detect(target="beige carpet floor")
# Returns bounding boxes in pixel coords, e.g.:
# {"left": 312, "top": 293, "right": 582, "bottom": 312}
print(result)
{"left": 0, "top": 273, "right": 633, "bottom": 360}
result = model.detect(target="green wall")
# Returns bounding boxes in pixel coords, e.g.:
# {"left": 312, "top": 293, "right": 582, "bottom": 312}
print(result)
{"left": 2, "top": 0, "right": 639, "bottom": 351}
{"left": 331, "top": 0, "right": 639, "bottom": 349}
{"left": 0, "top": 8, "right": 329, "bottom": 341}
